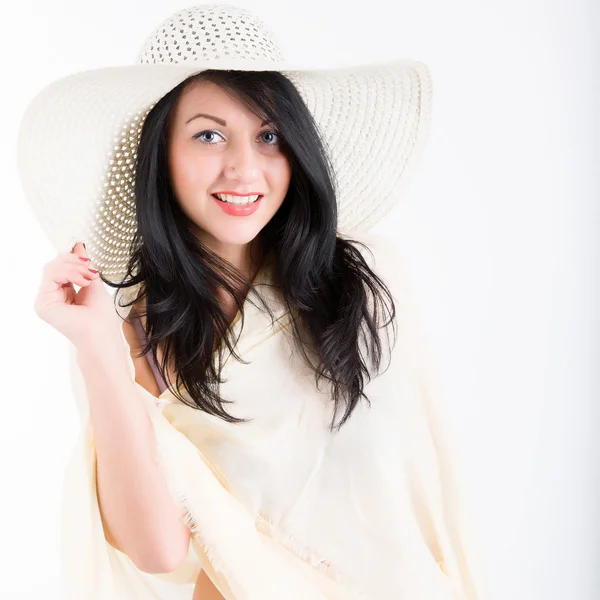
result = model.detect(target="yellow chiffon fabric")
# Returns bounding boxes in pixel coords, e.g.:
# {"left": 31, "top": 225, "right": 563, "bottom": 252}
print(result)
{"left": 62, "top": 231, "right": 489, "bottom": 599}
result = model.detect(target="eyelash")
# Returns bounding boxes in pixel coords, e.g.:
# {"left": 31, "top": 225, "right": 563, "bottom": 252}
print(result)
{"left": 193, "top": 129, "right": 281, "bottom": 146}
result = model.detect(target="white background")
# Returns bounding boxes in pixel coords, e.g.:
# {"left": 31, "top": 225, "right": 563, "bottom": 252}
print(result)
{"left": 1, "top": 0, "right": 598, "bottom": 598}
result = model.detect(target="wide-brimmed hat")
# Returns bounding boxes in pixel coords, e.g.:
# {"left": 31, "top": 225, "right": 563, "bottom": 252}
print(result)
{"left": 17, "top": 3, "right": 432, "bottom": 281}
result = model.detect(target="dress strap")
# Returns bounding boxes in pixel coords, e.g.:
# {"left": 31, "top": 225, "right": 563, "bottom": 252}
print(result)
{"left": 129, "top": 307, "right": 169, "bottom": 395}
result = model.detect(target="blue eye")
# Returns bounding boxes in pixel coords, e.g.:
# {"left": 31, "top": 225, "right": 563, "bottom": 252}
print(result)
{"left": 193, "top": 130, "right": 225, "bottom": 144}
{"left": 260, "top": 131, "right": 281, "bottom": 146}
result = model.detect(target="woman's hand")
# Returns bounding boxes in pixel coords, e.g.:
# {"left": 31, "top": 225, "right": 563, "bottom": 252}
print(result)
{"left": 33, "top": 241, "right": 121, "bottom": 348}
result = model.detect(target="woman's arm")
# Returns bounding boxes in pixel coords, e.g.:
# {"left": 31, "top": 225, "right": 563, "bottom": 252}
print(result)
{"left": 75, "top": 325, "right": 191, "bottom": 574}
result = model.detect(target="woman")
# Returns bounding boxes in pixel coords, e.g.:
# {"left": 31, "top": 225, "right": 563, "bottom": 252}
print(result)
{"left": 18, "top": 5, "right": 487, "bottom": 599}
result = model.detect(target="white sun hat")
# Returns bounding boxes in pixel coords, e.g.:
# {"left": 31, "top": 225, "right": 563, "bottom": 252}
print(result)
{"left": 16, "top": 3, "right": 432, "bottom": 281}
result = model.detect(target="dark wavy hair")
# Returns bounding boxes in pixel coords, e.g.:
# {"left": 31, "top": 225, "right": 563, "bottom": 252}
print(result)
{"left": 101, "top": 69, "right": 397, "bottom": 432}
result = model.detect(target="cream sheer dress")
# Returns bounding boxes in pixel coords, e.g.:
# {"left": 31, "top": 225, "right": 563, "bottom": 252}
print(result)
{"left": 62, "top": 230, "right": 489, "bottom": 599}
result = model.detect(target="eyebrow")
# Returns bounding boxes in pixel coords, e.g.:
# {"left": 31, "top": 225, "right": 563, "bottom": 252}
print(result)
{"left": 185, "top": 113, "right": 271, "bottom": 127}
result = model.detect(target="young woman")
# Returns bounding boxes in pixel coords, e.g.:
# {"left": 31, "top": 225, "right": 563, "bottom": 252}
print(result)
{"left": 19, "top": 5, "right": 487, "bottom": 599}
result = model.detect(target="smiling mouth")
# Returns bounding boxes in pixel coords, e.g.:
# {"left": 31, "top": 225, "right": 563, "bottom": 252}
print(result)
{"left": 212, "top": 193, "right": 263, "bottom": 205}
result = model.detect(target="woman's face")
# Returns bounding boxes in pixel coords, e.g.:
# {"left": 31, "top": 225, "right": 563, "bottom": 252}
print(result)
{"left": 167, "top": 80, "right": 292, "bottom": 261}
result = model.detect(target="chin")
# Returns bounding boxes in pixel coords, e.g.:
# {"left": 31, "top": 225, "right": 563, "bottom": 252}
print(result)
{"left": 206, "top": 226, "right": 263, "bottom": 247}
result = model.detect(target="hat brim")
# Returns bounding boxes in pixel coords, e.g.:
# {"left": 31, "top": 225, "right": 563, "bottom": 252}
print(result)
{"left": 17, "top": 58, "right": 432, "bottom": 277}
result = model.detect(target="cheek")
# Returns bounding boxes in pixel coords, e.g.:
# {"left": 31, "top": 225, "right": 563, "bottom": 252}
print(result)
{"left": 271, "top": 156, "right": 292, "bottom": 195}
{"left": 169, "top": 147, "right": 216, "bottom": 196}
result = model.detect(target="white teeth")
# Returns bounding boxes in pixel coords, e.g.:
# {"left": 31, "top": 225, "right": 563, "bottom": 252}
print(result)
{"left": 215, "top": 193, "right": 260, "bottom": 205}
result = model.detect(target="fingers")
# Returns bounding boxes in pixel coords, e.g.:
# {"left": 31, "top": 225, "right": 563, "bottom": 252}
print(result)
{"left": 39, "top": 261, "right": 99, "bottom": 293}
{"left": 70, "top": 240, "right": 88, "bottom": 258}
{"left": 66, "top": 240, "right": 99, "bottom": 275}
{"left": 38, "top": 243, "right": 100, "bottom": 296}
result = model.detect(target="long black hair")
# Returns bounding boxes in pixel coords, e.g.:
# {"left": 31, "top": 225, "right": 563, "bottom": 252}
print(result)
{"left": 101, "top": 69, "right": 397, "bottom": 432}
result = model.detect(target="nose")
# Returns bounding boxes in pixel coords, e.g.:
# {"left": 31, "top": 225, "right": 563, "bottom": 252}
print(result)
{"left": 222, "top": 136, "right": 261, "bottom": 182}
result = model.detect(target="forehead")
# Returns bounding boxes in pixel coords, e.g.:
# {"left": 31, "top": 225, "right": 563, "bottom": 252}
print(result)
{"left": 173, "top": 79, "right": 261, "bottom": 124}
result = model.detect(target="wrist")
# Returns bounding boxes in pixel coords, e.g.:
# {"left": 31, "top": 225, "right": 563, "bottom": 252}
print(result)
{"left": 75, "top": 322, "right": 128, "bottom": 366}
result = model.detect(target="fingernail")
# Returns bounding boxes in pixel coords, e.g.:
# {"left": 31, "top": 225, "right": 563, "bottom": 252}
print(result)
{"left": 88, "top": 268, "right": 98, "bottom": 274}
{"left": 79, "top": 256, "right": 91, "bottom": 263}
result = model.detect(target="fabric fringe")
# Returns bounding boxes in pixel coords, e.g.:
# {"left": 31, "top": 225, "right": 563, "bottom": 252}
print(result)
{"left": 142, "top": 389, "right": 354, "bottom": 600}
{"left": 255, "top": 511, "right": 366, "bottom": 599}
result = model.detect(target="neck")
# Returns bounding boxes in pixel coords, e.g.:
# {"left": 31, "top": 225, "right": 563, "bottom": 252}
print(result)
{"left": 192, "top": 229, "right": 264, "bottom": 281}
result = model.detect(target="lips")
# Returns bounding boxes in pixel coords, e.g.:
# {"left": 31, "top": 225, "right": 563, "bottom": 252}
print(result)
{"left": 212, "top": 193, "right": 263, "bottom": 216}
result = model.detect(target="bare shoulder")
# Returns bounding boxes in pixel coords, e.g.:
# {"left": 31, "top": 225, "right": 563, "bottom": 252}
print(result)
{"left": 121, "top": 297, "right": 162, "bottom": 397}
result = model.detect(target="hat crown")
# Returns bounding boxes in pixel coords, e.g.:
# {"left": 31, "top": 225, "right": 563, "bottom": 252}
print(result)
{"left": 136, "top": 4, "right": 285, "bottom": 65}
